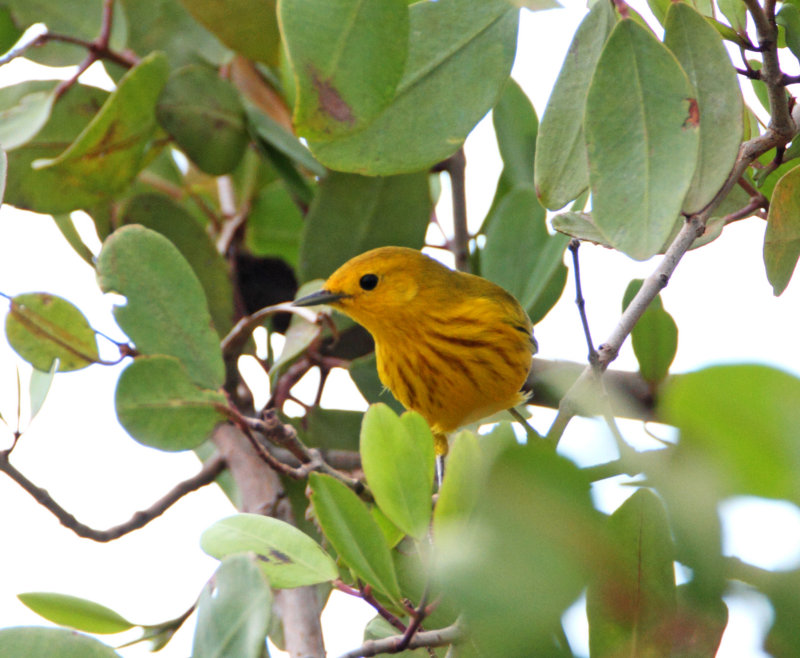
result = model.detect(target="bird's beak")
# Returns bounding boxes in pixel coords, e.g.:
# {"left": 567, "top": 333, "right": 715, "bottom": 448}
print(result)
{"left": 293, "top": 289, "right": 347, "bottom": 307}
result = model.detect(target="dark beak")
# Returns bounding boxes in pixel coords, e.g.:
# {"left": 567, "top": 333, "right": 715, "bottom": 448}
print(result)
{"left": 293, "top": 289, "right": 346, "bottom": 307}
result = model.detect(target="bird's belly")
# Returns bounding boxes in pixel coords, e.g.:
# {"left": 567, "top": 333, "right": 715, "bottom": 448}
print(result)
{"left": 375, "top": 337, "right": 530, "bottom": 433}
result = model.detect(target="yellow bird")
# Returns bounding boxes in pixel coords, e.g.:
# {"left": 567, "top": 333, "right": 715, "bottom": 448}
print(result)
{"left": 294, "top": 247, "right": 536, "bottom": 454}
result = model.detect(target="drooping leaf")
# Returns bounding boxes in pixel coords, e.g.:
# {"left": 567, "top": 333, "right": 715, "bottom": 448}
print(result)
{"left": 308, "top": 0, "right": 519, "bottom": 174}
{"left": 360, "top": 404, "right": 435, "bottom": 540}
{"left": 280, "top": 0, "right": 409, "bottom": 140}
{"left": 308, "top": 473, "right": 402, "bottom": 601}
{"left": 0, "top": 627, "right": 120, "bottom": 658}
{"left": 535, "top": 0, "right": 615, "bottom": 210}
{"left": 664, "top": 3, "right": 743, "bottom": 213}
{"left": 481, "top": 187, "right": 569, "bottom": 323}
{"left": 587, "top": 489, "right": 676, "bottom": 658}
{"left": 585, "top": 19, "right": 699, "bottom": 260}
{"left": 156, "top": 65, "right": 249, "bottom": 175}
{"left": 17, "top": 593, "right": 134, "bottom": 635}
{"left": 28, "top": 360, "right": 59, "bottom": 421}
{"left": 120, "top": 194, "right": 235, "bottom": 335}
{"left": 622, "top": 280, "right": 678, "bottom": 384}
{"left": 718, "top": 0, "right": 747, "bottom": 33}
{"left": 192, "top": 555, "right": 272, "bottom": 658}
{"left": 51, "top": 214, "right": 96, "bottom": 267}
{"left": 179, "top": 0, "right": 280, "bottom": 66}
{"left": 201, "top": 513, "right": 339, "bottom": 588}
{"left": 299, "top": 171, "right": 431, "bottom": 282}
{"left": 31, "top": 53, "right": 170, "bottom": 213}
{"left": 96, "top": 225, "right": 225, "bottom": 389}
{"left": 764, "top": 164, "right": 800, "bottom": 295}
{"left": 5, "top": 293, "right": 99, "bottom": 371}
{"left": 115, "top": 356, "right": 227, "bottom": 451}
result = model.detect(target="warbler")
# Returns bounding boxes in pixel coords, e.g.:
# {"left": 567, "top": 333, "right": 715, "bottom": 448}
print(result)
{"left": 294, "top": 247, "right": 536, "bottom": 454}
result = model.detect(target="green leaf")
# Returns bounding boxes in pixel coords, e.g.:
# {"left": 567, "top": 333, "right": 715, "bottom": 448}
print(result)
{"left": 481, "top": 187, "right": 569, "bottom": 323}
{"left": 300, "top": 407, "right": 364, "bottom": 452}
{"left": 507, "top": 0, "right": 561, "bottom": 9}
{"left": 244, "top": 181, "right": 305, "bottom": 266}
{"left": 308, "top": 0, "right": 518, "bottom": 175}
{"left": 587, "top": 489, "right": 676, "bottom": 658}
{"left": 660, "top": 364, "right": 800, "bottom": 505}
{"left": 32, "top": 53, "right": 170, "bottom": 213}
{"left": 535, "top": 0, "right": 615, "bottom": 210}
{"left": 585, "top": 19, "right": 699, "bottom": 260}
{"left": 0, "top": 88, "right": 55, "bottom": 151}
{"left": 360, "top": 405, "right": 435, "bottom": 540}
{"left": 0, "top": 627, "right": 120, "bottom": 658}
{"left": 17, "top": 593, "right": 134, "bottom": 635}
{"left": 764, "top": 164, "right": 800, "bottom": 295}
{"left": 115, "top": 356, "right": 227, "bottom": 451}
{"left": 493, "top": 78, "right": 537, "bottom": 187}
{"left": 201, "top": 513, "right": 339, "bottom": 588}
{"left": 119, "top": 0, "right": 229, "bottom": 67}
{"left": 308, "top": 472, "right": 402, "bottom": 600}
{"left": 0, "top": 147, "right": 5, "bottom": 204}
{"left": 0, "top": 7, "right": 22, "bottom": 55}
{"left": 299, "top": 171, "right": 431, "bottom": 282}
{"left": 777, "top": 4, "right": 800, "bottom": 60}
{"left": 120, "top": 194, "right": 235, "bottom": 335}
{"left": 96, "top": 225, "right": 225, "bottom": 389}
{"left": 718, "top": 0, "right": 747, "bottom": 33}
{"left": 179, "top": 0, "right": 280, "bottom": 66}
{"left": 4, "top": 84, "right": 109, "bottom": 214}
{"left": 5, "top": 293, "right": 99, "bottom": 372}
{"left": 156, "top": 65, "right": 248, "bottom": 175}
{"left": 435, "top": 444, "right": 606, "bottom": 654}
{"left": 433, "top": 430, "right": 482, "bottom": 536}
{"left": 280, "top": 0, "right": 409, "bottom": 141}
{"left": 664, "top": 3, "right": 743, "bottom": 214}
{"left": 245, "top": 103, "right": 326, "bottom": 177}
{"left": 747, "top": 59, "right": 771, "bottom": 114}
{"left": 551, "top": 211, "right": 612, "bottom": 247}
{"left": 192, "top": 555, "right": 272, "bottom": 658}
{"left": 623, "top": 280, "right": 678, "bottom": 383}
{"left": 51, "top": 214, "right": 96, "bottom": 267}
{"left": 29, "top": 360, "right": 59, "bottom": 421}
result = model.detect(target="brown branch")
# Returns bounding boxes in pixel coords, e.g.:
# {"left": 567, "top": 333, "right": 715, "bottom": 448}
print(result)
{"left": 339, "top": 622, "right": 463, "bottom": 658}
{"left": 440, "top": 148, "right": 470, "bottom": 272}
{"left": 744, "top": 0, "right": 796, "bottom": 137}
{"left": 0, "top": 451, "right": 226, "bottom": 541}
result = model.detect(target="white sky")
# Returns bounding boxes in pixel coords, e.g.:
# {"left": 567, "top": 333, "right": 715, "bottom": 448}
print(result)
{"left": 2, "top": 4, "right": 800, "bottom": 657}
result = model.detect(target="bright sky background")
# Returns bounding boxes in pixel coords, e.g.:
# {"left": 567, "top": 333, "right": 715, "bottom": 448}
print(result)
{"left": 2, "top": 4, "right": 800, "bottom": 657}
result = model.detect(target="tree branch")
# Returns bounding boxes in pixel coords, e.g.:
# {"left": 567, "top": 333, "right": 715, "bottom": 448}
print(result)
{"left": 339, "top": 622, "right": 463, "bottom": 658}
{"left": 440, "top": 148, "right": 470, "bottom": 273}
{"left": 0, "top": 451, "right": 226, "bottom": 541}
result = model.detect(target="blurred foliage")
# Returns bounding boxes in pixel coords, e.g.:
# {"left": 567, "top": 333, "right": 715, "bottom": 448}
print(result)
{"left": 2, "top": 0, "right": 800, "bottom": 656}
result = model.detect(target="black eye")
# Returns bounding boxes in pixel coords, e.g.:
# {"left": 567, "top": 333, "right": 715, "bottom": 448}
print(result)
{"left": 359, "top": 273, "right": 379, "bottom": 291}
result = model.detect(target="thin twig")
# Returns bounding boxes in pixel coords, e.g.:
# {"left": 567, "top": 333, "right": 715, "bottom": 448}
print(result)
{"left": 220, "top": 303, "right": 318, "bottom": 358}
{"left": 441, "top": 149, "right": 470, "bottom": 272}
{"left": 339, "top": 622, "right": 463, "bottom": 658}
{"left": 0, "top": 451, "right": 226, "bottom": 541}
{"left": 568, "top": 239, "right": 598, "bottom": 367}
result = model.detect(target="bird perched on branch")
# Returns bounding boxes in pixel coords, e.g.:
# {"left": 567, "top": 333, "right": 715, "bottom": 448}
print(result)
{"left": 294, "top": 246, "right": 536, "bottom": 455}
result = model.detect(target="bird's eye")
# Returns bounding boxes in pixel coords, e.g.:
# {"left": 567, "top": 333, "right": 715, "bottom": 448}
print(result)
{"left": 359, "top": 273, "right": 379, "bottom": 291}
